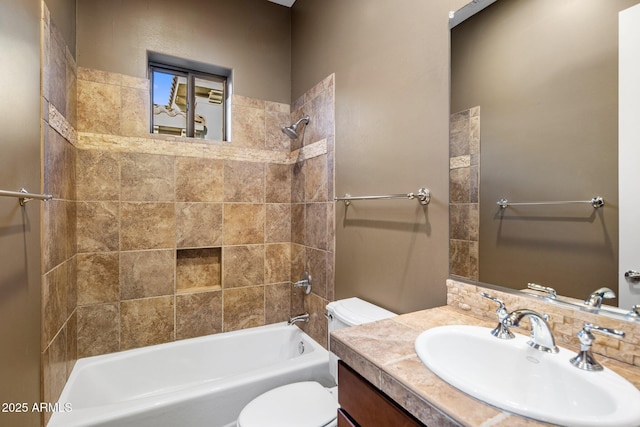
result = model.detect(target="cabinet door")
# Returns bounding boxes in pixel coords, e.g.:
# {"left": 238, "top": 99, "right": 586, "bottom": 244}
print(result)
{"left": 338, "top": 361, "right": 425, "bottom": 427}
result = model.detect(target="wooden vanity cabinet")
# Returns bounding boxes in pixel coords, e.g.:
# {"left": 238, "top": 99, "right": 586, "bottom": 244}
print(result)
{"left": 337, "top": 360, "right": 425, "bottom": 427}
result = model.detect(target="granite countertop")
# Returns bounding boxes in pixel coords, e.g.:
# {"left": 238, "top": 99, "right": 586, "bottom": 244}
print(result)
{"left": 330, "top": 306, "right": 640, "bottom": 427}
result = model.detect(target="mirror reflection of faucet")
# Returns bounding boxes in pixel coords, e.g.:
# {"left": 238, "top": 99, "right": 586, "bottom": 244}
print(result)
{"left": 525, "top": 283, "right": 640, "bottom": 323}
{"left": 583, "top": 287, "right": 616, "bottom": 309}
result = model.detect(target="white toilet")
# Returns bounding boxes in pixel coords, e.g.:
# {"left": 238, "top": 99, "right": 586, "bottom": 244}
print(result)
{"left": 236, "top": 297, "right": 396, "bottom": 427}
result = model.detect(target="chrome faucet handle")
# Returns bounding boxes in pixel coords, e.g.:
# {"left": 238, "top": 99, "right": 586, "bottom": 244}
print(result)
{"left": 570, "top": 323, "right": 625, "bottom": 371}
{"left": 480, "top": 292, "right": 515, "bottom": 339}
{"left": 583, "top": 287, "right": 616, "bottom": 308}
{"left": 293, "top": 271, "right": 312, "bottom": 295}
{"left": 527, "top": 282, "right": 557, "bottom": 299}
{"left": 627, "top": 305, "right": 640, "bottom": 318}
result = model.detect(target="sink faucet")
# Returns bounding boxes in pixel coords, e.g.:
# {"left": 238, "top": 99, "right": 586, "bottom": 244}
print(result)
{"left": 288, "top": 313, "right": 310, "bottom": 326}
{"left": 583, "top": 287, "right": 616, "bottom": 308}
{"left": 480, "top": 292, "right": 515, "bottom": 339}
{"left": 503, "top": 309, "right": 559, "bottom": 353}
{"left": 570, "top": 323, "right": 625, "bottom": 371}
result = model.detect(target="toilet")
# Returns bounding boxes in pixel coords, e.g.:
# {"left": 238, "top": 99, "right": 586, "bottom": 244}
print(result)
{"left": 236, "top": 297, "right": 396, "bottom": 427}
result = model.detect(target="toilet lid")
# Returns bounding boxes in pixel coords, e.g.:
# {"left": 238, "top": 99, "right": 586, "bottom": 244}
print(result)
{"left": 237, "top": 381, "right": 338, "bottom": 427}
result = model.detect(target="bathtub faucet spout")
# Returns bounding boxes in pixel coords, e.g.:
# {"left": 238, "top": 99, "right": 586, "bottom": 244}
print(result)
{"left": 288, "top": 313, "right": 310, "bottom": 326}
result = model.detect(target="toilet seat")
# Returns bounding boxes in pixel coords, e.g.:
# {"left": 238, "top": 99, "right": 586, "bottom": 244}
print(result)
{"left": 237, "top": 381, "right": 338, "bottom": 427}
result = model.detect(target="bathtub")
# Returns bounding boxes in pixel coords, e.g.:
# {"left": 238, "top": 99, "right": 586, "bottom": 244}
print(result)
{"left": 48, "top": 322, "right": 334, "bottom": 427}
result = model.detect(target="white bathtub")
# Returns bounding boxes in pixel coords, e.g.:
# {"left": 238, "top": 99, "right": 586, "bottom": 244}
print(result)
{"left": 48, "top": 322, "right": 334, "bottom": 427}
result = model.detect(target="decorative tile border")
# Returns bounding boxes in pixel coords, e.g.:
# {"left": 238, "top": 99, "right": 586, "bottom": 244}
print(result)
{"left": 77, "top": 132, "right": 327, "bottom": 164}
{"left": 49, "top": 104, "right": 78, "bottom": 146}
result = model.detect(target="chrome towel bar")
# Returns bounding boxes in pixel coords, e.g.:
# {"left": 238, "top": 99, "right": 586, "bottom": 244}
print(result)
{"left": 497, "top": 196, "right": 604, "bottom": 209}
{"left": 335, "top": 187, "right": 430, "bottom": 206}
{"left": 0, "top": 188, "right": 53, "bottom": 206}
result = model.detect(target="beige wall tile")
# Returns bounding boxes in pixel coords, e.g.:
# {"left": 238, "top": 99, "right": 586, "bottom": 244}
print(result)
{"left": 223, "top": 245, "right": 265, "bottom": 288}
{"left": 78, "top": 67, "right": 122, "bottom": 85}
{"left": 77, "top": 252, "right": 119, "bottom": 305}
{"left": 223, "top": 160, "right": 265, "bottom": 202}
{"left": 266, "top": 163, "right": 292, "bottom": 203}
{"left": 43, "top": 199, "right": 69, "bottom": 271}
{"left": 120, "top": 296, "right": 174, "bottom": 350}
{"left": 449, "top": 240, "right": 470, "bottom": 278}
{"left": 175, "top": 157, "right": 223, "bottom": 202}
{"left": 42, "top": 325, "right": 68, "bottom": 408}
{"left": 265, "top": 243, "right": 291, "bottom": 284}
{"left": 45, "top": 126, "right": 75, "bottom": 200}
{"left": 306, "top": 247, "right": 328, "bottom": 300}
{"left": 176, "top": 202, "right": 223, "bottom": 248}
{"left": 304, "top": 154, "right": 328, "bottom": 202}
{"left": 265, "top": 283, "right": 291, "bottom": 324}
{"left": 120, "top": 202, "right": 175, "bottom": 250}
{"left": 265, "top": 110, "right": 291, "bottom": 151}
{"left": 223, "top": 286, "right": 265, "bottom": 331}
{"left": 42, "top": 263, "right": 68, "bottom": 349}
{"left": 120, "top": 250, "right": 175, "bottom": 300}
{"left": 291, "top": 203, "right": 305, "bottom": 245}
{"left": 223, "top": 203, "right": 265, "bottom": 245}
{"left": 291, "top": 161, "right": 305, "bottom": 203}
{"left": 305, "top": 202, "right": 328, "bottom": 250}
{"left": 77, "top": 149, "right": 120, "bottom": 201}
{"left": 176, "top": 291, "right": 223, "bottom": 339}
{"left": 231, "top": 104, "right": 265, "bottom": 149}
{"left": 300, "top": 293, "right": 329, "bottom": 349}
{"left": 120, "top": 87, "right": 150, "bottom": 137}
{"left": 77, "top": 201, "right": 119, "bottom": 253}
{"left": 120, "top": 152, "right": 174, "bottom": 201}
{"left": 305, "top": 90, "right": 334, "bottom": 145}
{"left": 450, "top": 167, "right": 470, "bottom": 204}
{"left": 77, "top": 303, "right": 120, "bottom": 358}
{"left": 77, "top": 79, "right": 121, "bottom": 134}
{"left": 265, "top": 204, "right": 291, "bottom": 243}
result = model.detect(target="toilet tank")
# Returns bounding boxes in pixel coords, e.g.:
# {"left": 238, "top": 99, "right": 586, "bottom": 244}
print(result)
{"left": 326, "top": 298, "right": 396, "bottom": 384}
{"left": 326, "top": 297, "right": 396, "bottom": 333}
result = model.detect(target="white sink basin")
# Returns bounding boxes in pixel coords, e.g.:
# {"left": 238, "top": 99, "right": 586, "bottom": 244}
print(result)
{"left": 415, "top": 325, "right": 640, "bottom": 426}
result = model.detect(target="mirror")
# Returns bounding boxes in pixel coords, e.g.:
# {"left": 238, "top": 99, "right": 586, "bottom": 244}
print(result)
{"left": 449, "top": 0, "right": 640, "bottom": 309}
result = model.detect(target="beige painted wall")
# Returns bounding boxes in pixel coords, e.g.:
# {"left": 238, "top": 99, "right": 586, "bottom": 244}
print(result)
{"left": 292, "top": 0, "right": 469, "bottom": 314}
{"left": 0, "top": 0, "right": 43, "bottom": 426}
{"left": 450, "top": 0, "right": 636, "bottom": 300}
{"left": 76, "top": 0, "right": 291, "bottom": 104}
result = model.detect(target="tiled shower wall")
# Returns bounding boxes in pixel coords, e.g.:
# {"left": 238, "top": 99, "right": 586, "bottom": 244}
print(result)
{"left": 449, "top": 106, "right": 480, "bottom": 280}
{"left": 74, "top": 69, "right": 336, "bottom": 359}
{"left": 40, "top": 1, "right": 336, "bottom": 415}
{"left": 290, "top": 77, "right": 336, "bottom": 345}
{"left": 41, "top": 3, "right": 78, "bottom": 423}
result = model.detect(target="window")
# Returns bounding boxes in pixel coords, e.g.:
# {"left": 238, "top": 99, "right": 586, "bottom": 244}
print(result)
{"left": 150, "top": 63, "right": 228, "bottom": 141}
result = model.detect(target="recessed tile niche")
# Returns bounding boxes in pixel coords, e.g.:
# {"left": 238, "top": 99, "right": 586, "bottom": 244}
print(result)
{"left": 176, "top": 248, "right": 222, "bottom": 293}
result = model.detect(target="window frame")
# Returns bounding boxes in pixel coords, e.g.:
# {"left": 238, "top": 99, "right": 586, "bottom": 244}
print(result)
{"left": 149, "top": 62, "right": 228, "bottom": 141}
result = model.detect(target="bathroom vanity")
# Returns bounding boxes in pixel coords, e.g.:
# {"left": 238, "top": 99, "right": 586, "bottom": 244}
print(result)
{"left": 337, "top": 361, "right": 423, "bottom": 427}
{"left": 331, "top": 280, "right": 640, "bottom": 427}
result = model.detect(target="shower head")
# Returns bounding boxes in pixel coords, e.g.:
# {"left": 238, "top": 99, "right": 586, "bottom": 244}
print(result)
{"left": 281, "top": 115, "right": 310, "bottom": 140}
